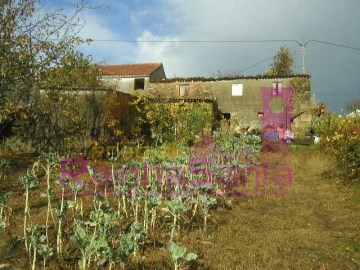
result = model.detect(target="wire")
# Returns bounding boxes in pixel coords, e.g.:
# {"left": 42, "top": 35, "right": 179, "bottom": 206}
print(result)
{"left": 81, "top": 38, "right": 360, "bottom": 52}
{"left": 239, "top": 45, "right": 300, "bottom": 73}
{"left": 238, "top": 55, "right": 276, "bottom": 73}
{"left": 84, "top": 39, "right": 299, "bottom": 44}
{"left": 309, "top": 39, "right": 360, "bottom": 51}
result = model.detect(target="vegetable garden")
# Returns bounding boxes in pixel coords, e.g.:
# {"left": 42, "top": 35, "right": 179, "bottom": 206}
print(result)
{"left": 0, "top": 125, "right": 264, "bottom": 269}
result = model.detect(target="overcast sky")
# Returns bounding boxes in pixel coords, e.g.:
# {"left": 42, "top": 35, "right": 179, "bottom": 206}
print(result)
{"left": 47, "top": 0, "right": 360, "bottom": 112}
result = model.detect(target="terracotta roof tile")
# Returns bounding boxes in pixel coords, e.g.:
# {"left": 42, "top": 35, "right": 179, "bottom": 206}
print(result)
{"left": 99, "top": 63, "right": 162, "bottom": 76}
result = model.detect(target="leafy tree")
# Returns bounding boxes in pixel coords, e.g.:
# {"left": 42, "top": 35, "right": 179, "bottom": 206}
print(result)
{"left": 266, "top": 46, "right": 295, "bottom": 76}
{"left": 19, "top": 51, "right": 103, "bottom": 153}
{"left": 0, "top": 0, "right": 95, "bottom": 134}
{"left": 40, "top": 51, "right": 101, "bottom": 89}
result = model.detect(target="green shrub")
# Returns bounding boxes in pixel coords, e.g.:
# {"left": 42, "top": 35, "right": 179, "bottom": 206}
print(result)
{"left": 313, "top": 114, "right": 359, "bottom": 182}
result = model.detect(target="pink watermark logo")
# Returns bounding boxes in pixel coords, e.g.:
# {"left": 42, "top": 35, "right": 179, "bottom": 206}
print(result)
{"left": 261, "top": 83, "right": 294, "bottom": 142}
{"left": 59, "top": 157, "right": 292, "bottom": 198}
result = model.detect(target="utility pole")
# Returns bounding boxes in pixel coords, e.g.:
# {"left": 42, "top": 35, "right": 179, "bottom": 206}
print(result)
{"left": 302, "top": 44, "right": 306, "bottom": 74}
{"left": 297, "top": 39, "right": 309, "bottom": 74}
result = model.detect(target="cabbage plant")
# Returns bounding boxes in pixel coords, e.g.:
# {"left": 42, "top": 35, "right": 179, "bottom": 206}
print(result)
{"left": 19, "top": 171, "right": 39, "bottom": 252}
{"left": 165, "top": 198, "right": 188, "bottom": 240}
{"left": 167, "top": 241, "right": 197, "bottom": 270}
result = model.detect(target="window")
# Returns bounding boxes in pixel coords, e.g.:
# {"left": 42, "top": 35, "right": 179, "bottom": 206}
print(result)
{"left": 134, "top": 78, "right": 145, "bottom": 90}
{"left": 179, "top": 84, "right": 189, "bottom": 96}
{"left": 232, "top": 84, "right": 243, "bottom": 96}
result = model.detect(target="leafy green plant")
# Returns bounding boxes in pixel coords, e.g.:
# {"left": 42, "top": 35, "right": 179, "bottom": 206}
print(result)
{"left": 121, "top": 95, "right": 213, "bottom": 145}
{"left": 54, "top": 178, "right": 68, "bottom": 259}
{"left": 148, "top": 194, "right": 162, "bottom": 233}
{"left": 39, "top": 153, "right": 59, "bottom": 245}
{"left": 27, "top": 224, "right": 48, "bottom": 270}
{"left": 198, "top": 195, "right": 217, "bottom": 232}
{"left": 114, "top": 182, "right": 128, "bottom": 217}
{"left": 68, "top": 181, "right": 84, "bottom": 217}
{"left": 38, "top": 243, "right": 54, "bottom": 270}
{"left": 167, "top": 241, "right": 197, "bottom": 270}
{"left": 19, "top": 171, "right": 39, "bottom": 252}
{"left": 0, "top": 158, "right": 9, "bottom": 181}
{"left": 87, "top": 165, "right": 111, "bottom": 197}
{"left": 165, "top": 198, "right": 188, "bottom": 240}
{"left": 313, "top": 114, "right": 360, "bottom": 182}
{"left": 131, "top": 187, "right": 144, "bottom": 224}
{"left": 217, "top": 133, "right": 261, "bottom": 165}
{"left": 116, "top": 222, "right": 146, "bottom": 260}
{"left": 0, "top": 192, "right": 11, "bottom": 228}
{"left": 87, "top": 201, "right": 119, "bottom": 238}
{"left": 71, "top": 222, "right": 110, "bottom": 270}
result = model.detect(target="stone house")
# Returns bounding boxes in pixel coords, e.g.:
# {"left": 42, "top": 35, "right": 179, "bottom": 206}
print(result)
{"left": 147, "top": 75, "right": 313, "bottom": 134}
{"left": 99, "top": 63, "right": 166, "bottom": 94}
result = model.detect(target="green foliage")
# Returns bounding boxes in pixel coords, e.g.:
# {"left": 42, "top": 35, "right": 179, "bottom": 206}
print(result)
{"left": 0, "top": 0, "right": 90, "bottom": 123}
{"left": 0, "top": 0, "right": 101, "bottom": 153}
{"left": 0, "top": 193, "right": 11, "bottom": 209}
{"left": 116, "top": 222, "right": 146, "bottom": 261}
{"left": 266, "top": 46, "right": 295, "bottom": 76}
{"left": 117, "top": 233, "right": 134, "bottom": 261}
{"left": 166, "top": 198, "right": 188, "bottom": 240}
{"left": 0, "top": 158, "right": 9, "bottom": 181}
{"left": 0, "top": 192, "right": 11, "bottom": 228}
{"left": 121, "top": 95, "right": 213, "bottom": 146}
{"left": 176, "top": 102, "right": 213, "bottom": 146}
{"left": 87, "top": 204, "right": 119, "bottom": 237}
{"left": 166, "top": 198, "right": 188, "bottom": 217}
{"left": 71, "top": 222, "right": 110, "bottom": 270}
{"left": 217, "top": 133, "right": 261, "bottom": 164}
{"left": 19, "top": 90, "right": 105, "bottom": 153}
{"left": 313, "top": 114, "right": 360, "bottom": 182}
{"left": 199, "top": 195, "right": 217, "bottom": 231}
{"left": 38, "top": 243, "right": 54, "bottom": 268}
{"left": 199, "top": 195, "right": 216, "bottom": 215}
{"left": 19, "top": 172, "right": 39, "bottom": 191}
{"left": 289, "top": 77, "right": 312, "bottom": 112}
{"left": 167, "top": 241, "right": 197, "bottom": 270}
{"left": 40, "top": 52, "right": 100, "bottom": 89}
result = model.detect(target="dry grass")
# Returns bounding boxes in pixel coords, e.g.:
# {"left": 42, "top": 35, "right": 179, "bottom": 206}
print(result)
{"left": 1, "top": 147, "right": 360, "bottom": 269}
{"left": 181, "top": 147, "right": 360, "bottom": 270}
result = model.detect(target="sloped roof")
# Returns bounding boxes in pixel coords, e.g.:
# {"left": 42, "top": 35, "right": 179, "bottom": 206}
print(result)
{"left": 99, "top": 63, "right": 163, "bottom": 77}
